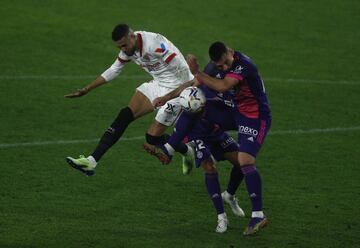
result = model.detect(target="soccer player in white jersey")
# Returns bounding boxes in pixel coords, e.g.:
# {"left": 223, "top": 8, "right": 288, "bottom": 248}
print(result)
{"left": 65, "top": 24, "right": 195, "bottom": 176}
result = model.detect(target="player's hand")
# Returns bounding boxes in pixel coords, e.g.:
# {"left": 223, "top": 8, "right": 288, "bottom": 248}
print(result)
{"left": 64, "top": 88, "right": 89, "bottom": 98}
{"left": 153, "top": 96, "right": 169, "bottom": 108}
{"left": 186, "top": 54, "right": 200, "bottom": 75}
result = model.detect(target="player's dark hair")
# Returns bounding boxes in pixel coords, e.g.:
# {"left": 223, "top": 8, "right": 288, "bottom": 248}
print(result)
{"left": 209, "top": 41, "right": 228, "bottom": 62}
{"left": 112, "top": 24, "right": 131, "bottom": 41}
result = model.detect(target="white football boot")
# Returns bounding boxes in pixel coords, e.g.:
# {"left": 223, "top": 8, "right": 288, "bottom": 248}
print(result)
{"left": 222, "top": 191, "right": 245, "bottom": 217}
{"left": 216, "top": 213, "right": 228, "bottom": 233}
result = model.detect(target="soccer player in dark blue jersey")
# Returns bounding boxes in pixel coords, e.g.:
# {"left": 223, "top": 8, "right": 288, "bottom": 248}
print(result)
{"left": 145, "top": 89, "right": 246, "bottom": 233}
{"left": 187, "top": 41, "right": 271, "bottom": 235}
{"left": 148, "top": 46, "right": 271, "bottom": 235}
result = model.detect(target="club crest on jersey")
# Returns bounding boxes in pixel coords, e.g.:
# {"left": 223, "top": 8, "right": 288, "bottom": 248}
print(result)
{"left": 232, "top": 65, "right": 244, "bottom": 74}
{"left": 155, "top": 43, "right": 168, "bottom": 55}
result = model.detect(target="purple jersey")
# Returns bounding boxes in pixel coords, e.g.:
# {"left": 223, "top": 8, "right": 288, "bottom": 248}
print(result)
{"left": 194, "top": 60, "right": 237, "bottom": 130}
{"left": 200, "top": 84, "right": 237, "bottom": 131}
{"left": 225, "top": 51, "right": 271, "bottom": 119}
{"left": 194, "top": 56, "right": 272, "bottom": 158}
{"left": 167, "top": 66, "right": 237, "bottom": 151}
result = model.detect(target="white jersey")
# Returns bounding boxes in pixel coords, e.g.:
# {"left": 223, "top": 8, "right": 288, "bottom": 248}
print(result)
{"left": 101, "top": 31, "right": 194, "bottom": 89}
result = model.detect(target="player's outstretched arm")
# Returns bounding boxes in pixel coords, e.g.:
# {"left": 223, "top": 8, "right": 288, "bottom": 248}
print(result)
{"left": 64, "top": 76, "right": 107, "bottom": 98}
{"left": 186, "top": 53, "right": 238, "bottom": 92}
{"left": 196, "top": 72, "right": 238, "bottom": 93}
{"left": 152, "top": 78, "right": 198, "bottom": 107}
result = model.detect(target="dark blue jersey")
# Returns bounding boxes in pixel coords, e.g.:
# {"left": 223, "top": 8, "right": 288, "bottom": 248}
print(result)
{"left": 199, "top": 84, "right": 236, "bottom": 131}
{"left": 225, "top": 51, "right": 271, "bottom": 118}
{"left": 199, "top": 61, "right": 237, "bottom": 130}
{"left": 168, "top": 55, "right": 271, "bottom": 157}
{"left": 168, "top": 65, "right": 237, "bottom": 149}
{"left": 172, "top": 85, "right": 236, "bottom": 146}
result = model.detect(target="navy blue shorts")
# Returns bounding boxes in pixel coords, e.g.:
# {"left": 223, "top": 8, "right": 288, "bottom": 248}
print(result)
{"left": 235, "top": 113, "right": 271, "bottom": 158}
{"left": 192, "top": 132, "right": 239, "bottom": 167}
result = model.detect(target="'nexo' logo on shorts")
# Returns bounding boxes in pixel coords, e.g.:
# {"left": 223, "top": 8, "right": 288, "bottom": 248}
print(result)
{"left": 238, "top": 125, "right": 258, "bottom": 137}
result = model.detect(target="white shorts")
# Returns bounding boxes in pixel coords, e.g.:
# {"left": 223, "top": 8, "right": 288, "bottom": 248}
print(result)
{"left": 136, "top": 81, "right": 183, "bottom": 126}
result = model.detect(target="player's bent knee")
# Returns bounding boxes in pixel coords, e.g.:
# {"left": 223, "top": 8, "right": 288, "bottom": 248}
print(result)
{"left": 238, "top": 152, "right": 256, "bottom": 166}
{"left": 201, "top": 159, "right": 217, "bottom": 174}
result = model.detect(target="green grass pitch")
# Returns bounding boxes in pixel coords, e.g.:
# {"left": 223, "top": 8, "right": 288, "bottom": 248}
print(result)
{"left": 0, "top": 0, "right": 359, "bottom": 247}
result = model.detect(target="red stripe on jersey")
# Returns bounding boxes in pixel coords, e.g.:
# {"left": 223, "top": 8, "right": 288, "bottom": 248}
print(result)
{"left": 256, "top": 120, "right": 267, "bottom": 144}
{"left": 236, "top": 81, "right": 259, "bottom": 118}
{"left": 117, "top": 57, "right": 130, "bottom": 63}
{"left": 155, "top": 48, "right": 163, "bottom": 53}
{"left": 165, "top": 53, "right": 177, "bottom": 63}
{"left": 237, "top": 99, "right": 259, "bottom": 118}
{"left": 137, "top": 33, "right": 143, "bottom": 57}
{"left": 226, "top": 73, "right": 243, "bottom": 81}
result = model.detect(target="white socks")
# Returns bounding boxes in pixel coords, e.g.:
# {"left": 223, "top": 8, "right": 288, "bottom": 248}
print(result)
{"left": 164, "top": 143, "right": 175, "bottom": 155}
{"left": 185, "top": 144, "right": 194, "bottom": 156}
{"left": 251, "top": 211, "right": 264, "bottom": 218}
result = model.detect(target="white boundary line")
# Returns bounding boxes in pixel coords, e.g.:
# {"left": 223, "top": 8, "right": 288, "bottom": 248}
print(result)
{"left": 0, "top": 126, "right": 359, "bottom": 149}
{"left": 268, "top": 126, "right": 360, "bottom": 135}
{"left": 265, "top": 77, "right": 360, "bottom": 85}
{"left": 0, "top": 75, "right": 359, "bottom": 85}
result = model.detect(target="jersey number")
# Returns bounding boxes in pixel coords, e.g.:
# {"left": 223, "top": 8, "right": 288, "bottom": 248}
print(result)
{"left": 195, "top": 139, "right": 206, "bottom": 150}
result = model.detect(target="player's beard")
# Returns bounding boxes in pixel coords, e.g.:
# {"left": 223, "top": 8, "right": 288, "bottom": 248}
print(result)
{"left": 124, "top": 47, "right": 136, "bottom": 56}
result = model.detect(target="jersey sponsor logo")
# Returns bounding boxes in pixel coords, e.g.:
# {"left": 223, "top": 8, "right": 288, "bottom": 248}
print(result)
{"left": 232, "top": 65, "right": 244, "bottom": 74}
{"left": 155, "top": 43, "right": 168, "bottom": 54}
{"left": 238, "top": 125, "right": 258, "bottom": 137}
{"left": 141, "top": 62, "right": 161, "bottom": 71}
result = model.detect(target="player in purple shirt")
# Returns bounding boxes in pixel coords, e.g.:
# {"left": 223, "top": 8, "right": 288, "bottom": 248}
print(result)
{"left": 187, "top": 41, "right": 271, "bottom": 235}
{"left": 144, "top": 89, "right": 246, "bottom": 233}
{"left": 144, "top": 68, "right": 253, "bottom": 233}
{"left": 147, "top": 45, "right": 271, "bottom": 235}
